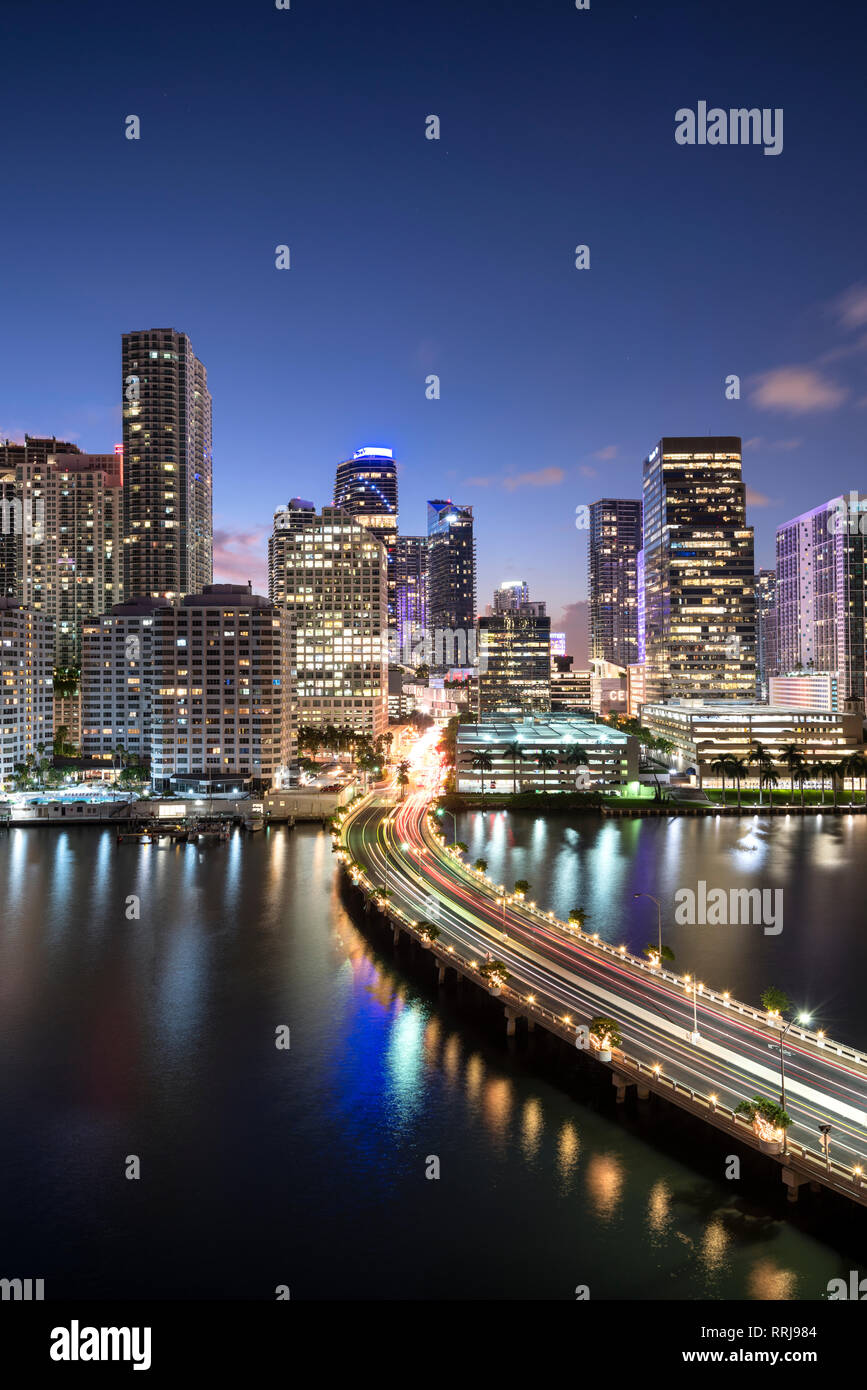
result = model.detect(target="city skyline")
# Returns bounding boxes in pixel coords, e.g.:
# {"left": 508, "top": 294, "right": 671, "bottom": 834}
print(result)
{"left": 3, "top": 1, "right": 866, "bottom": 650}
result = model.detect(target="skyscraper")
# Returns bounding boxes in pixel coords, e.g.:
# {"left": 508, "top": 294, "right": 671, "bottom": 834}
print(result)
{"left": 426, "top": 500, "right": 475, "bottom": 641}
{"left": 122, "top": 328, "right": 213, "bottom": 601}
{"left": 478, "top": 598, "right": 551, "bottom": 717}
{"left": 589, "top": 500, "right": 642, "bottom": 668}
{"left": 775, "top": 494, "right": 867, "bottom": 706}
{"left": 755, "top": 568, "right": 778, "bottom": 699}
{"left": 642, "top": 437, "right": 755, "bottom": 703}
{"left": 0, "top": 437, "right": 123, "bottom": 666}
{"left": 334, "top": 446, "right": 398, "bottom": 624}
{"left": 394, "top": 535, "right": 428, "bottom": 664}
{"left": 269, "top": 505, "right": 388, "bottom": 758}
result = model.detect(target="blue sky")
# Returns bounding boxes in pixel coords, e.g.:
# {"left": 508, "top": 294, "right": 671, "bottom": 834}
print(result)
{"left": 2, "top": 0, "right": 865, "bottom": 658}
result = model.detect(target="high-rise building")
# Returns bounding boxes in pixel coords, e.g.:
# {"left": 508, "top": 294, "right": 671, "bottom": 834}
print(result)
{"left": 589, "top": 500, "right": 642, "bottom": 667}
{"left": 492, "top": 580, "right": 529, "bottom": 613}
{"left": 755, "top": 568, "right": 778, "bottom": 699}
{"left": 394, "top": 535, "right": 428, "bottom": 664}
{"left": 269, "top": 506, "right": 388, "bottom": 757}
{"left": 478, "top": 599, "right": 551, "bottom": 717}
{"left": 334, "top": 447, "right": 398, "bottom": 624}
{"left": 122, "top": 328, "right": 213, "bottom": 601}
{"left": 81, "top": 598, "right": 161, "bottom": 763}
{"left": 642, "top": 437, "right": 756, "bottom": 703}
{"left": 0, "top": 598, "right": 53, "bottom": 790}
{"left": 149, "top": 584, "right": 287, "bottom": 791}
{"left": 775, "top": 494, "right": 867, "bottom": 707}
{"left": 0, "top": 437, "right": 124, "bottom": 666}
{"left": 426, "top": 500, "right": 475, "bottom": 644}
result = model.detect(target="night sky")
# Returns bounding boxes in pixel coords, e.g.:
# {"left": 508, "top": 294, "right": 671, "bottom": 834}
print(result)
{"left": 2, "top": 0, "right": 865, "bottom": 658}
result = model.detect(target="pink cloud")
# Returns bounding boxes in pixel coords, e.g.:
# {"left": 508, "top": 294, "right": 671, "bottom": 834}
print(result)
{"left": 750, "top": 366, "right": 847, "bottom": 414}
{"left": 503, "top": 466, "right": 565, "bottom": 492}
{"left": 592, "top": 444, "right": 618, "bottom": 461}
{"left": 835, "top": 284, "right": 867, "bottom": 330}
{"left": 745, "top": 487, "right": 772, "bottom": 507}
{"left": 213, "top": 525, "right": 269, "bottom": 593}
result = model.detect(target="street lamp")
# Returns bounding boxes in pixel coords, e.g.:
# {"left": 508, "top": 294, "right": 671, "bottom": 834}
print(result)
{"left": 633, "top": 891, "right": 663, "bottom": 964}
{"left": 684, "top": 974, "right": 701, "bottom": 1043}
{"left": 436, "top": 806, "right": 457, "bottom": 845}
{"left": 780, "top": 1011, "right": 812, "bottom": 1153}
{"left": 818, "top": 1122, "right": 832, "bottom": 1168}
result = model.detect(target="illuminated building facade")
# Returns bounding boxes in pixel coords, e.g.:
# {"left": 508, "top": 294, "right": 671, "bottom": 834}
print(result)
{"left": 0, "top": 437, "right": 123, "bottom": 665}
{"left": 427, "top": 500, "right": 476, "bottom": 639}
{"left": 0, "top": 598, "right": 53, "bottom": 790}
{"left": 81, "top": 598, "right": 161, "bottom": 763}
{"left": 642, "top": 437, "right": 755, "bottom": 703}
{"left": 334, "top": 447, "right": 398, "bottom": 625}
{"left": 149, "top": 584, "right": 287, "bottom": 791}
{"left": 775, "top": 494, "right": 867, "bottom": 707}
{"left": 478, "top": 607, "right": 551, "bottom": 716}
{"left": 122, "top": 329, "right": 213, "bottom": 602}
{"left": 589, "top": 499, "right": 642, "bottom": 667}
{"left": 394, "top": 535, "right": 428, "bottom": 662}
{"left": 269, "top": 506, "right": 388, "bottom": 758}
{"left": 755, "top": 568, "right": 777, "bottom": 699}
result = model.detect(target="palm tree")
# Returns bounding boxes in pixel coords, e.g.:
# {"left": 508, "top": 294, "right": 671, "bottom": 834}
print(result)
{"left": 780, "top": 743, "right": 803, "bottom": 806}
{"left": 643, "top": 941, "right": 675, "bottom": 965}
{"left": 849, "top": 751, "right": 867, "bottom": 806}
{"left": 562, "top": 745, "right": 591, "bottom": 789}
{"left": 536, "top": 749, "right": 558, "bottom": 793}
{"left": 710, "top": 756, "right": 729, "bottom": 806}
{"left": 396, "top": 769, "right": 410, "bottom": 799}
{"left": 814, "top": 759, "right": 833, "bottom": 808}
{"left": 513, "top": 878, "right": 531, "bottom": 897}
{"left": 747, "top": 742, "right": 771, "bottom": 805}
{"left": 473, "top": 857, "right": 488, "bottom": 873}
{"left": 568, "top": 906, "right": 590, "bottom": 931}
{"left": 760, "top": 766, "right": 779, "bottom": 805}
{"left": 728, "top": 755, "right": 748, "bottom": 810}
{"left": 501, "top": 741, "right": 522, "bottom": 794}
{"left": 471, "top": 750, "right": 494, "bottom": 806}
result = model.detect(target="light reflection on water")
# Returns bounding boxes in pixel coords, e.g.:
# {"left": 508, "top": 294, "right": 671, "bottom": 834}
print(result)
{"left": 0, "top": 821, "right": 860, "bottom": 1300}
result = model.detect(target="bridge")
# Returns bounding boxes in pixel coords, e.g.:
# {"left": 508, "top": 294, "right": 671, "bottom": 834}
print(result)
{"left": 337, "top": 789, "right": 867, "bottom": 1209}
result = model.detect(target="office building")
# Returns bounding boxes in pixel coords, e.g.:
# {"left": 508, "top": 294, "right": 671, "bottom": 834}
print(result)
{"left": 775, "top": 494, "right": 867, "bottom": 707}
{"left": 269, "top": 506, "right": 388, "bottom": 758}
{"left": 149, "top": 584, "right": 287, "bottom": 791}
{"left": 550, "top": 667, "right": 592, "bottom": 711}
{"left": 641, "top": 698, "right": 863, "bottom": 775}
{"left": 427, "top": 501, "right": 476, "bottom": 647}
{"left": 394, "top": 535, "right": 428, "bottom": 664}
{"left": 755, "top": 568, "right": 778, "bottom": 699}
{"left": 0, "top": 598, "right": 53, "bottom": 790}
{"left": 589, "top": 499, "right": 642, "bottom": 667}
{"left": 642, "top": 437, "right": 755, "bottom": 702}
{"left": 768, "top": 672, "right": 840, "bottom": 712}
{"left": 334, "top": 446, "right": 398, "bottom": 624}
{"left": 122, "top": 328, "right": 213, "bottom": 601}
{"left": 478, "top": 596, "right": 551, "bottom": 717}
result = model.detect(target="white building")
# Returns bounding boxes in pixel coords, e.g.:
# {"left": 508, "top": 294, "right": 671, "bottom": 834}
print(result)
{"left": 0, "top": 599, "right": 54, "bottom": 790}
{"left": 149, "top": 584, "right": 288, "bottom": 791}
{"left": 768, "top": 672, "right": 840, "bottom": 713}
{"left": 269, "top": 505, "right": 388, "bottom": 759}
{"left": 81, "top": 599, "right": 161, "bottom": 763}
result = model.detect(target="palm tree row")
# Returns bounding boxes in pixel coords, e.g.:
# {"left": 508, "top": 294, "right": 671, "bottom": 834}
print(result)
{"left": 708, "top": 743, "right": 867, "bottom": 808}
{"left": 471, "top": 743, "right": 594, "bottom": 796}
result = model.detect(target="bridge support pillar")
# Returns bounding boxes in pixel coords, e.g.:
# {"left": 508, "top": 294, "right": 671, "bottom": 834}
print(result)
{"left": 636, "top": 1084, "right": 650, "bottom": 1100}
{"left": 392, "top": 923, "right": 400, "bottom": 945}
{"left": 505, "top": 1008, "right": 518, "bottom": 1037}
{"left": 781, "top": 1167, "right": 809, "bottom": 1204}
{"left": 612, "top": 1073, "right": 630, "bottom": 1104}
{"left": 437, "top": 964, "right": 446, "bottom": 985}
{"left": 527, "top": 1018, "right": 535, "bottom": 1034}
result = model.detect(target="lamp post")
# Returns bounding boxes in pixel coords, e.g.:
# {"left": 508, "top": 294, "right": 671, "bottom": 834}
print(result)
{"left": 436, "top": 806, "right": 457, "bottom": 845}
{"left": 779, "top": 1011, "right": 812, "bottom": 1153}
{"left": 818, "top": 1123, "right": 832, "bottom": 1168}
{"left": 684, "top": 975, "right": 701, "bottom": 1043}
{"left": 633, "top": 892, "right": 662, "bottom": 963}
